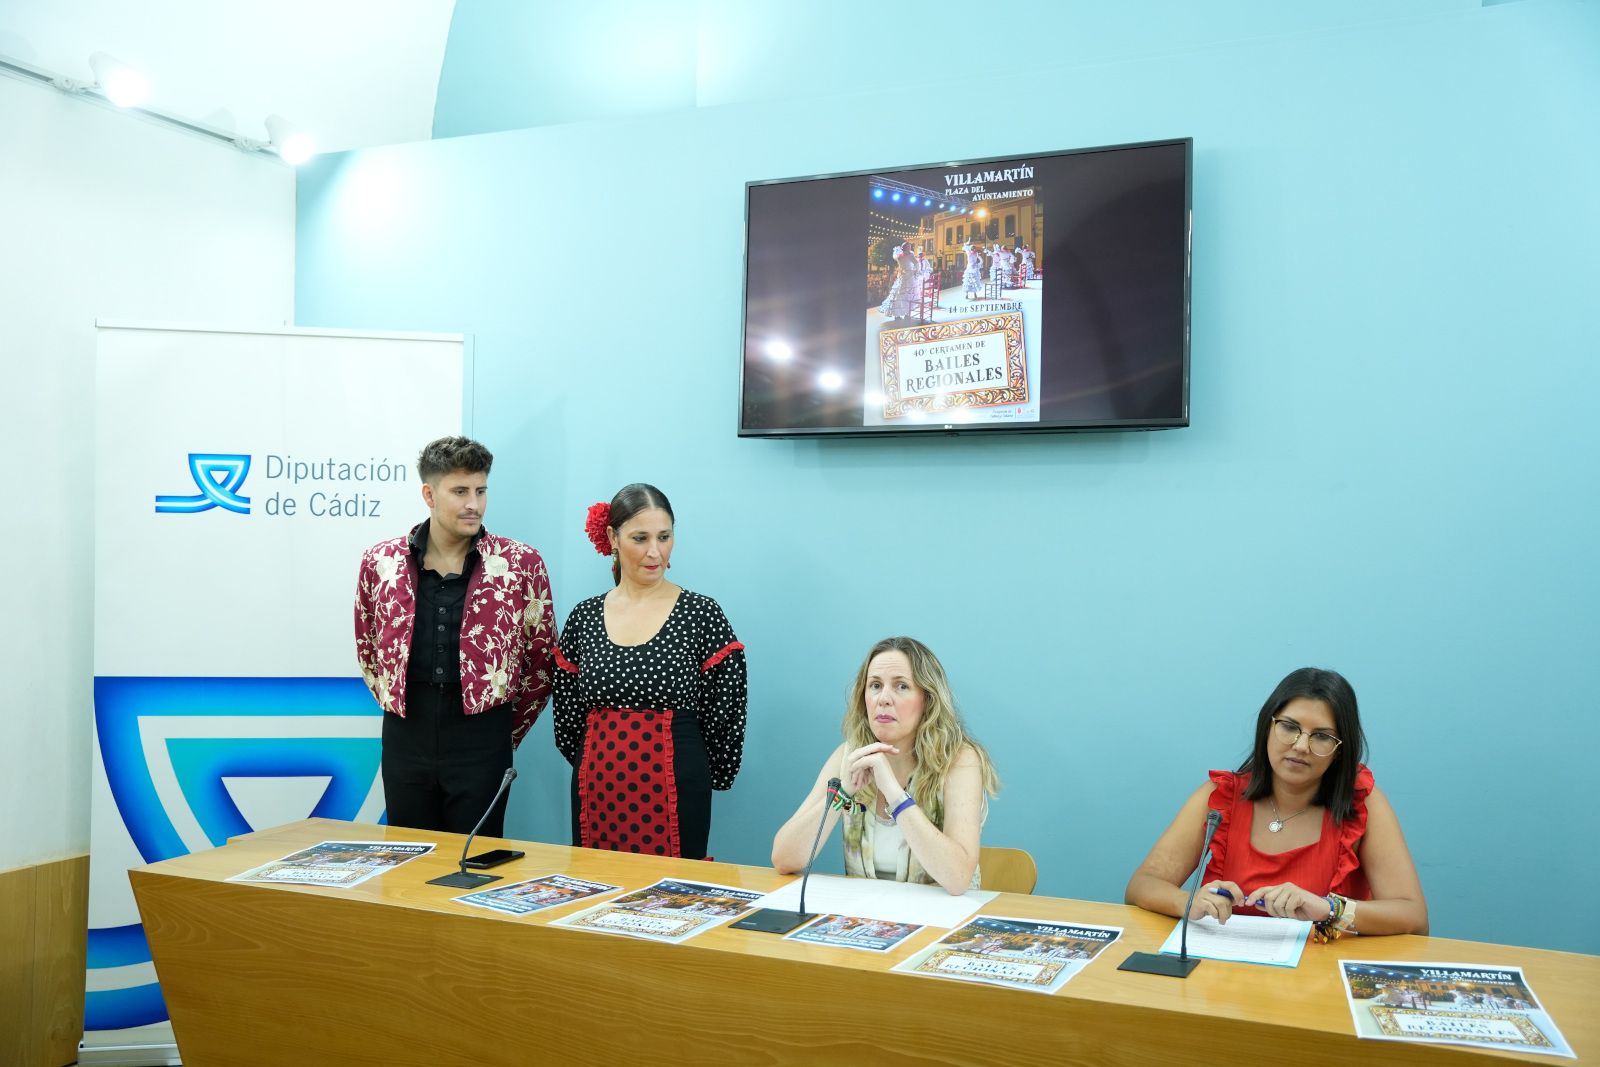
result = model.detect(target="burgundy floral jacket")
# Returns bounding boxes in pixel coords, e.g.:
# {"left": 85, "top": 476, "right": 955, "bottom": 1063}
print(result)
{"left": 354, "top": 525, "right": 555, "bottom": 746}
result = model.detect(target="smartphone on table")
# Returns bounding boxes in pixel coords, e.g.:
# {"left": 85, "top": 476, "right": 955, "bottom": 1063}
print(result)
{"left": 462, "top": 848, "right": 524, "bottom": 869}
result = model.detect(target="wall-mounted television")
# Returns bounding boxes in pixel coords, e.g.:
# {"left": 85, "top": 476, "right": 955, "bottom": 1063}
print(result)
{"left": 739, "top": 138, "right": 1191, "bottom": 437}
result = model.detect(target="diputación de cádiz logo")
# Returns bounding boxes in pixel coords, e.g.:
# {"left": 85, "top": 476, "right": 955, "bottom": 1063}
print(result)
{"left": 154, "top": 453, "right": 252, "bottom": 514}
{"left": 88, "top": 676, "right": 386, "bottom": 1031}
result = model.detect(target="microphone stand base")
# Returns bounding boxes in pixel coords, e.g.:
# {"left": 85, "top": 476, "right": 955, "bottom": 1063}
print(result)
{"left": 1118, "top": 951, "right": 1201, "bottom": 978}
{"left": 426, "top": 870, "right": 503, "bottom": 889}
{"left": 729, "top": 908, "right": 815, "bottom": 934}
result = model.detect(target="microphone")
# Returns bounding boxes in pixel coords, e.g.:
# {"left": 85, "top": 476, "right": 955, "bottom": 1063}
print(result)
{"left": 1177, "top": 809, "right": 1224, "bottom": 965}
{"left": 732, "top": 777, "right": 842, "bottom": 934}
{"left": 426, "top": 768, "right": 517, "bottom": 889}
{"left": 797, "top": 778, "right": 844, "bottom": 918}
{"left": 1118, "top": 808, "right": 1223, "bottom": 979}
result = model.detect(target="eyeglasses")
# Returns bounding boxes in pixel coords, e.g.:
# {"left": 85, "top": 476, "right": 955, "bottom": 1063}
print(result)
{"left": 1271, "top": 717, "right": 1343, "bottom": 757}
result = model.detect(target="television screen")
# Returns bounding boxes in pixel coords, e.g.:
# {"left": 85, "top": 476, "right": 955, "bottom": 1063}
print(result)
{"left": 739, "top": 138, "right": 1191, "bottom": 437}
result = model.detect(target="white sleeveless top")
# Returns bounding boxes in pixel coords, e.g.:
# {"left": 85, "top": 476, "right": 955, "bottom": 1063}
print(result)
{"left": 870, "top": 813, "right": 910, "bottom": 880}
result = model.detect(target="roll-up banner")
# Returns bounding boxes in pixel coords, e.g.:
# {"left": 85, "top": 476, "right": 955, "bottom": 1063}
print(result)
{"left": 86, "top": 323, "right": 464, "bottom": 1064}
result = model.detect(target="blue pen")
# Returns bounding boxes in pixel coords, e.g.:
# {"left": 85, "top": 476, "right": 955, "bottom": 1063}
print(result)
{"left": 1212, "top": 887, "right": 1252, "bottom": 905}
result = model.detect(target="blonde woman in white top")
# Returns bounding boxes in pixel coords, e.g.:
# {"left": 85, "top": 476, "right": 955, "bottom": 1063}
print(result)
{"left": 772, "top": 636, "right": 1000, "bottom": 895}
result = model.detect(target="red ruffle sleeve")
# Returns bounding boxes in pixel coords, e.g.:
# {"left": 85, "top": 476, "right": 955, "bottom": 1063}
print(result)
{"left": 1329, "top": 764, "right": 1375, "bottom": 898}
{"left": 1203, "top": 769, "right": 1242, "bottom": 882}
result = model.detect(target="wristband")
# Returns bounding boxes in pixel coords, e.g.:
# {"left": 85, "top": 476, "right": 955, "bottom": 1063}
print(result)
{"left": 1313, "top": 893, "right": 1356, "bottom": 942}
{"left": 888, "top": 795, "right": 917, "bottom": 823}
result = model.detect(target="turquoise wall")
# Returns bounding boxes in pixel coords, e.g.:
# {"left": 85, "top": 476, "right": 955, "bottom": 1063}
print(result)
{"left": 299, "top": 0, "right": 1600, "bottom": 953}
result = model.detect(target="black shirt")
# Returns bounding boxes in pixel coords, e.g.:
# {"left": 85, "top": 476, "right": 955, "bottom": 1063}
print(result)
{"left": 406, "top": 522, "right": 483, "bottom": 688}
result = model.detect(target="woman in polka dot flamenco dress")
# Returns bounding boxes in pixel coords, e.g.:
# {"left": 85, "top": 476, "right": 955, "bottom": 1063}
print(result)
{"left": 551, "top": 484, "right": 748, "bottom": 859}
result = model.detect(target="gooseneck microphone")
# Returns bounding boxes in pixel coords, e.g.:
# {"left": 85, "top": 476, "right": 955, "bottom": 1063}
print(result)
{"left": 796, "top": 778, "right": 844, "bottom": 918}
{"left": 732, "top": 777, "right": 842, "bottom": 934}
{"left": 1177, "top": 809, "right": 1224, "bottom": 964}
{"left": 426, "top": 767, "right": 517, "bottom": 889}
{"left": 1119, "top": 808, "right": 1223, "bottom": 979}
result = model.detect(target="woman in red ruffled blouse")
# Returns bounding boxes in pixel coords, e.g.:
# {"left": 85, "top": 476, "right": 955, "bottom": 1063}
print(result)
{"left": 1126, "top": 668, "right": 1427, "bottom": 937}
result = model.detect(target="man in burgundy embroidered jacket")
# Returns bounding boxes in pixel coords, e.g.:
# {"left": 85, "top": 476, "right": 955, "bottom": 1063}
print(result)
{"left": 354, "top": 437, "right": 554, "bottom": 834}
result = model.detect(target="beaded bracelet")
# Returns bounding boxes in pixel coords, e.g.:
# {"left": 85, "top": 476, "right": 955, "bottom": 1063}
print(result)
{"left": 1313, "top": 893, "right": 1358, "bottom": 942}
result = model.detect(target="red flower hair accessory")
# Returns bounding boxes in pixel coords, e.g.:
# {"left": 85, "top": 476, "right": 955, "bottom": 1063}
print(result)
{"left": 584, "top": 502, "right": 613, "bottom": 556}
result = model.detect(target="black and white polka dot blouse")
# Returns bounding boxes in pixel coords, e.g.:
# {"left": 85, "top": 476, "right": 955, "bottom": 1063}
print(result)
{"left": 551, "top": 590, "right": 749, "bottom": 790}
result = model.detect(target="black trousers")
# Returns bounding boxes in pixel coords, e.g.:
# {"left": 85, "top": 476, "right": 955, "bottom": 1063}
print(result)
{"left": 382, "top": 684, "right": 514, "bottom": 836}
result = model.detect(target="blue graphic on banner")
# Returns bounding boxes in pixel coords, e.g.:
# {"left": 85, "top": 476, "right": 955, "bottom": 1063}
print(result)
{"left": 88, "top": 675, "right": 383, "bottom": 1032}
{"left": 95, "top": 676, "right": 383, "bottom": 864}
{"left": 86, "top": 922, "right": 153, "bottom": 970}
{"left": 154, "top": 452, "right": 252, "bottom": 513}
{"left": 84, "top": 923, "right": 167, "bottom": 1030}
{"left": 165, "top": 738, "right": 380, "bottom": 847}
{"left": 85, "top": 981, "right": 170, "bottom": 1033}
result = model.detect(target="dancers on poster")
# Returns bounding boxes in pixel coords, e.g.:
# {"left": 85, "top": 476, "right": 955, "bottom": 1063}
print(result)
{"left": 961, "top": 242, "right": 983, "bottom": 300}
{"left": 915, "top": 247, "right": 936, "bottom": 320}
{"left": 878, "top": 240, "right": 918, "bottom": 323}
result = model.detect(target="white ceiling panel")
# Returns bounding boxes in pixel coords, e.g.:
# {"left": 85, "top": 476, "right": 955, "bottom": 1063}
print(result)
{"left": 0, "top": 0, "right": 456, "bottom": 152}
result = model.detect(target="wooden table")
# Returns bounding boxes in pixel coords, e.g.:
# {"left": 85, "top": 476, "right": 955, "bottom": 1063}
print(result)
{"left": 131, "top": 819, "right": 1597, "bottom": 1065}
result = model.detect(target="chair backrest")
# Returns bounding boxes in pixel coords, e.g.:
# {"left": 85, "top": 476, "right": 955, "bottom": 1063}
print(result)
{"left": 978, "top": 846, "right": 1038, "bottom": 894}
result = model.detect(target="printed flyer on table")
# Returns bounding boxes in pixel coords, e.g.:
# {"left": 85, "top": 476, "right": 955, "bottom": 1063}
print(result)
{"left": 454, "top": 874, "right": 620, "bottom": 917}
{"left": 549, "top": 878, "right": 762, "bottom": 945}
{"left": 893, "top": 916, "right": 1122, "bottom": 994}
{"left": 1340, "top": 961, "right": 1574, "bottom": 1058}
{"left": 228, "top": 841, "right": 435, "bottom": 889}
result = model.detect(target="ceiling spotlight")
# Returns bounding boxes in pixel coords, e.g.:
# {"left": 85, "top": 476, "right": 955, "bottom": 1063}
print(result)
{"left": 89, "top": 52, "right": 147, "bottom": 108}
{"left": 764, "top": 340, "right": 794, "bottom": 363}
{"left": 265, "top": 114, "right": 316, "bottom": 165}
{"left": 817, "top": 370, "right": 843, "bottom": 392}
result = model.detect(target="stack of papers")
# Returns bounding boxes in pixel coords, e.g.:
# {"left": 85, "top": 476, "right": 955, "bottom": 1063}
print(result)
{"left": 752, "top": 874, "right": 995, "bottom": 929}
{"left": 1158, "top": 914, "right": 1310, "bottom": 967}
